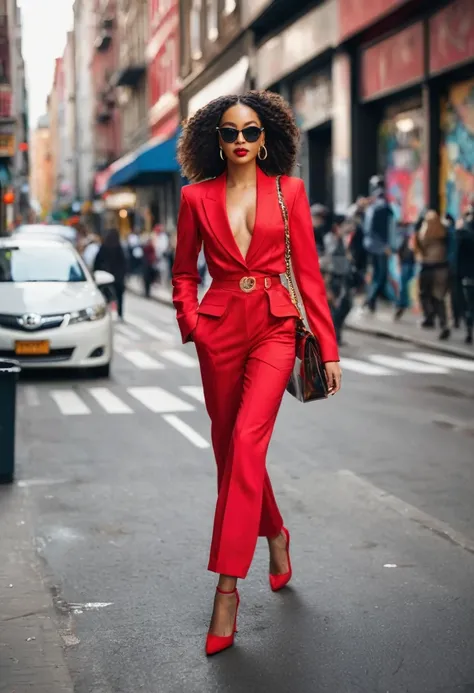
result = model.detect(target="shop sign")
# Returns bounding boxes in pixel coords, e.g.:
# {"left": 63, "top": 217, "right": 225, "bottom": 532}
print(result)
{"left": 339, "top": 0, "right": 408, "bottom": 41}
{"left": 0, "top": 133, "right": 15, "bottom": 157}
{"left": 361, "top": 23, "right": 424, "bottom": 101}
{"left": 429, "top": 0, "right": 474, "bottom": 75}
{"left": 256, "top": 0, "right": 337, "bottom": 89}
{"left": 187, "top": 56, "right": 249, "bottom": 117}
{"left": 104, "top": 191, "right": 136, "bottom": 210}
{"left": 292, "top": 72, "right": 332, "bottom": 132}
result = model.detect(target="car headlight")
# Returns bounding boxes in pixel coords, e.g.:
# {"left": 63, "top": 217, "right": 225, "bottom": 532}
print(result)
{"left": 68, "top": 304, "right": 107, "bottom": 325}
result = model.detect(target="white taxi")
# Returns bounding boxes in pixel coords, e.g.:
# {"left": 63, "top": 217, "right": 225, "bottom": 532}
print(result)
{"left": 0, "top": 236, "right": 113, "bottom": 376}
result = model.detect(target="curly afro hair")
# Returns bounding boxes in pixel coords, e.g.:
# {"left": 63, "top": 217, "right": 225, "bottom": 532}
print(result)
{"left": 177, "top": 90, "right": 300, "bottom": 182}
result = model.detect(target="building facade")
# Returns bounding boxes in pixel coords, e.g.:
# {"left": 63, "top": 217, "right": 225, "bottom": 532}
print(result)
{"left": 91, "top": 0, "right": 121, "bottom": 197}
{"left": 62, "top": 31, "right": 77, "bottom": 205}
{"left": 341, "top": 0, "right": 474, "bottom": 222}
{"left": 74, "top": 0, "right": 95, "bottom": 202}
{"left": 30, "top": 114, "right": 53, "bottom": 217}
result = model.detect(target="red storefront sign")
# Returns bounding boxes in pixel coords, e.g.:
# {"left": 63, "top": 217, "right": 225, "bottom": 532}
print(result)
{"left": 361, "top": 23, "right": 424, "bottom": 100}
{"left": 339, "top": 0, "right": 408, "bottom": 41}
{"left": 430, "top": 0, "right": 474, "bottom": 74}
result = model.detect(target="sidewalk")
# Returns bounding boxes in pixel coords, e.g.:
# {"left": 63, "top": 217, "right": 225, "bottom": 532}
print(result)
{"left": 126, "top": 277, "right": 474, "bottom": 360}
{"left": 0, "top": 486, "right": 74, "bottom": 693}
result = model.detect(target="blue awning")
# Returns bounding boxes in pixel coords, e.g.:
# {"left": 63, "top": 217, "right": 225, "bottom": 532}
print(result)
{"left": 107, "top": 129, "right": 180, "bottom": 190}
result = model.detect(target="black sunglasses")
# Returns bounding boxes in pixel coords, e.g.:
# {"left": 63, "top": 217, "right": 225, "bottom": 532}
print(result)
{"left": 216, "top": 126, "right": 264, "bottom": 144}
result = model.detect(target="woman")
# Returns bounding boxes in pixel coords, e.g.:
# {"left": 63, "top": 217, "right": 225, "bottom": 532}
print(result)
{"left": 414, "top": 210, "right": 450, "bottom": 340}
{"left": 94, "top": 228, "right": 127, "bottom": 320}
{"left": 172, "top": 91, "right": 341, "bottom": 656}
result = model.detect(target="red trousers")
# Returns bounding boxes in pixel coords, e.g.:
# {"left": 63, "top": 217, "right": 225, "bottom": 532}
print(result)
{"left": 195, "top": 278, "right": 296, "bottom": 579}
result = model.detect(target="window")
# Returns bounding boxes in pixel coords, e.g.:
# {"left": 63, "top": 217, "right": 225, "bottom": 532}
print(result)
{"left": 190, "top": 0, "right": 202, "bottom": 60}
{"left": 207, "top": 0, "right": 218, "bottom": 42}
{"left": 224, "top": 0, "right": 236, "bottom": 15}
{"left": 0, "top": 246, "right": 86, "bottom": 283}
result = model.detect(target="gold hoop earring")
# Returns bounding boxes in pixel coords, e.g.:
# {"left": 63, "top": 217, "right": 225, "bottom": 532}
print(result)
{"left": 258, "top": 145, "right": 268, "bottom": 161}
{"left": 219, "top": 148, "right": 225, "bottom": 161}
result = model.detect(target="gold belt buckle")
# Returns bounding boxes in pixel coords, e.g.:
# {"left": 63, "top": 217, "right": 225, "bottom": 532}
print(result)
{"left": 239, "top": 276, "right": 256, "bottom": 293}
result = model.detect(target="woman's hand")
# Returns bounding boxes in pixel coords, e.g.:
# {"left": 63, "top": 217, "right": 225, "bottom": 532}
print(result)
{"left": 325, "top": 361, "right": 342, "bottom": 395}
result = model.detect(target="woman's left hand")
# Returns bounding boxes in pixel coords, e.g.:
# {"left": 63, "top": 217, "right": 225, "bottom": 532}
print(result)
{"left": 325, "top": 361, "right": 342, "bottom": 395}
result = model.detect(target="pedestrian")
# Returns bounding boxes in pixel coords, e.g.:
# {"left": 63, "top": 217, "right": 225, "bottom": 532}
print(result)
{"left": 173, "top": 91, "right": 341, "bottom": 656}
{"left": 363, "top": 176, "right": 396, "bottom": 312}
{"left": 394, "top": 224, "right": 416, "bottom": 320}
{"left": 142, "top": 235, "right": 157, "bottom": 298}
{"left": 82, "top": 232, "right": 101, "bottom": 271}
{"left": 455, "top": 210, "right": 474, "bottom": 344}
{"left": 323, "top": 215, "right": 354, "bottom": 345}
{"left": 94, "top": 228, "right": 127, "bottom": 320}
{"left": 310, "top": 203, "right": 329, "bottom": 256}
{"left": 414, "top": 210, "right": 450, "bottom": 340}
{"left": 444, "top": 212, "right": 465, "bottom": 329}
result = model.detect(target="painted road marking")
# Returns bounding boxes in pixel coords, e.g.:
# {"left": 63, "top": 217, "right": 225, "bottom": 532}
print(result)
{"left": 405, "top": 352, "right": 474, "bottom": 372}
{"left": 126, "top": 316, "right": 175, "bottom": 341}
{"left": 162, "top": 414, "right": 210, "bottom": 449}
{"left": 369, "top": 354, "right": 448, "bottom": 374}
{"left": 119, "top": 350, "right": 164, "bottom": 370}
{"left": 161, "top": 350, "right": 198, "bottom": 368}
{"left": 115, "top": 324, "right": 141, "bottom": 341}
{"left": 88, "top": 388, "right": 133, "bottom": 414}
{"left": 127, "top": 386, "right": 194, "bottom": 413}
{"left": 180, "top": 385, "right": 205, "bottom": 403}
{"left": 50, "top": 390, "right": 91, "bottom": 416}
{"left": 340, "top": 357, "right": 395, "bottom": 376}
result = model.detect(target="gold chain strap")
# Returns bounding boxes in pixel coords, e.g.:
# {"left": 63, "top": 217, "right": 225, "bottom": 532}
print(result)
{"left": 276, "top": 175, "right": 304, "bottom": 321}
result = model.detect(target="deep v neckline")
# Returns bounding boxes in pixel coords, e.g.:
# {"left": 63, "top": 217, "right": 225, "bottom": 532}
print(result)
{"left": 222, "top": 171, "right": 260, "bottom": 265}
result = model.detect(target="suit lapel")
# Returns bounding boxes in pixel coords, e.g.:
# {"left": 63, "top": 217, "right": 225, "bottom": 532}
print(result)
{"left": 244, "top": 167, "right": 276, "bottom": 266}
{"left": 202, "top": 173, "right": 247, "bottom": 268}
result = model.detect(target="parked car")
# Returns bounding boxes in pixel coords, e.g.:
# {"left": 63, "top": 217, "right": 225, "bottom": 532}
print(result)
{"left": 0, "top": 236, "right": 114, "bottom": 376}
{"left": 13, "top": 224, "right": 78, "bottom": 245}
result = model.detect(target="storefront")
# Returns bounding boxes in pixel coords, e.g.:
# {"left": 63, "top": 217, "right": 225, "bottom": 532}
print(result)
{"left": 254, "top": 0, "right": 349, "bottom": 209}
{"left": 349, "top": 0, "right": 474, "bottom": 219}
{"left": 430, "top": 0, "right": 474, "bottom": 219}
{"left": 358, "top": 21, "right": 426, "bottom": 223}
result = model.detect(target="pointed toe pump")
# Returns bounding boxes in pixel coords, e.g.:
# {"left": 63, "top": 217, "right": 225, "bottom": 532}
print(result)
{"left": 205, "top": 587, "right": 240, "bottom": 656}
{"left": 269, "top": 526, "right": 292, "bottom": 592}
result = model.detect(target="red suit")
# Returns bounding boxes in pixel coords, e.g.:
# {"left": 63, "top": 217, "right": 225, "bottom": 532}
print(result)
{"left": 172, "top": 167, "right": 338, "bottom": 578}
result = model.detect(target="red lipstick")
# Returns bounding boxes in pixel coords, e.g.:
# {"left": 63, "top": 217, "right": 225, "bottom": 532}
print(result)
{"left": 234, "top": 148, "right": 248, "bottom": 157}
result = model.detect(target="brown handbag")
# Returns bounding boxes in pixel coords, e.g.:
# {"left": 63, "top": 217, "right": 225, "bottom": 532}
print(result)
{"left": 276, "top": 176, "right": 329, "bottom": 403}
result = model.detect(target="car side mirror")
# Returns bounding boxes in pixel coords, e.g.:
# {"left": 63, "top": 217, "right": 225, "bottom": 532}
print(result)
{"left": 94, "top": 270, "right": 115, "bottom": 287}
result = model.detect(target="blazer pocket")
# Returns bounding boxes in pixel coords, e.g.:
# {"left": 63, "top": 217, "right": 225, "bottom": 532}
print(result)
{"left": 267, "top": 290, "right": 300, "bottom": 319}
{"left": 197, "top": 293, "right": 231, "bottom": 318}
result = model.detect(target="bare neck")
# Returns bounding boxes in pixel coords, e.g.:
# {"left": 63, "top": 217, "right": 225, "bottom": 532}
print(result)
{"left": 225, "top": 161, "right": 258, "bottom": 190}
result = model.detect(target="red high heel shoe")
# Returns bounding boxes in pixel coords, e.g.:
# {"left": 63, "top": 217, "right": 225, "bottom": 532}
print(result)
{"left": 205, "top": 586, "right": 240, "bottom": 656}
{"left": 269, "top": 526, "right": 292, "bottom": 592}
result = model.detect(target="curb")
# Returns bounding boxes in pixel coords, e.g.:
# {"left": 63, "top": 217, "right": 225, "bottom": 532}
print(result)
{"left": 126, "top": 284, "right": 474, "bottom": 361}
{"left": 346, "top": 322, "right": 474, "bottom": 360}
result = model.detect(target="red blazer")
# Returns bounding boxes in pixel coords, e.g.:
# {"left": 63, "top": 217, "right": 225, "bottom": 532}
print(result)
{"left": 172, "top": 166, "right": 339, "bottom": 363}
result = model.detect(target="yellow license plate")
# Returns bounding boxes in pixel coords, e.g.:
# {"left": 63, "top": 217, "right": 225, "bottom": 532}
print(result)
{"left": 15, "top": 340, "right": 50, "bottom": 355}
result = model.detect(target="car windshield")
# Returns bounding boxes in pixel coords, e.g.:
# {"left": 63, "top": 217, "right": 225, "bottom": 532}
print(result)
{"left": 0, "top": 246, "right": 86, "bottom": 282}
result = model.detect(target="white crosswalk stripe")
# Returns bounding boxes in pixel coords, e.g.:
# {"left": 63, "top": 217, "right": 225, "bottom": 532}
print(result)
{"left": 117, "top": 350, "right": 165, "bottom": 370}
{"left": 161, "top": 350, "right": 198, "bottom": 368}
{"left": 404, "top": 352, "right": 474, "bottom": 372}
{"left": 180, "top": 385, "right": 205, "bottom": 403}
{"left": 115, "top": 324, "right": 141, "bottom": 341}
{"left": 127, "top": 386, "right": 194, "bottom": 413}
{"left": 369, "top": 354, "right": 449, "bottom": 374}
{"left": 162, "top": 415, "right": 210, "bottom": 449}
{"left": 88, "top": 388, "right": 133, "bottom": 414}
{"left": 340, "top": 357, "right": 395, "bottom": 376}
{"left": 50, "top": 390, "right": 90, "bottom": 416}
{"left": 125, "top": 316, "right": 175, "bottom": 342}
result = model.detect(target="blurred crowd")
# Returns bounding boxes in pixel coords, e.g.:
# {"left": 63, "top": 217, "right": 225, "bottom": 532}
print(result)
{"left": 73, "top": 177, "right": 474, "bottom": 347}
{"left": 312, "top": 175, "right": 474, "bottom": 346}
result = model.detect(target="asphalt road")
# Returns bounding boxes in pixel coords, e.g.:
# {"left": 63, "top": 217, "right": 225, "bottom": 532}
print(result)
{"left": 13, "top": 291, "right": 474, "bottom": 693}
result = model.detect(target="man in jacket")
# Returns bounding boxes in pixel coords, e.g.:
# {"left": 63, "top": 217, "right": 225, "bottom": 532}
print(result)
{"left": 363, "top": 176, "right": 395, "bottom": 313}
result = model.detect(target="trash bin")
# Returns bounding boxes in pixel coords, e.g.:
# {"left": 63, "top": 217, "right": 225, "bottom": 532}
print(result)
{"left": 0, "top": 359, "right": 21, "bottom": 484}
